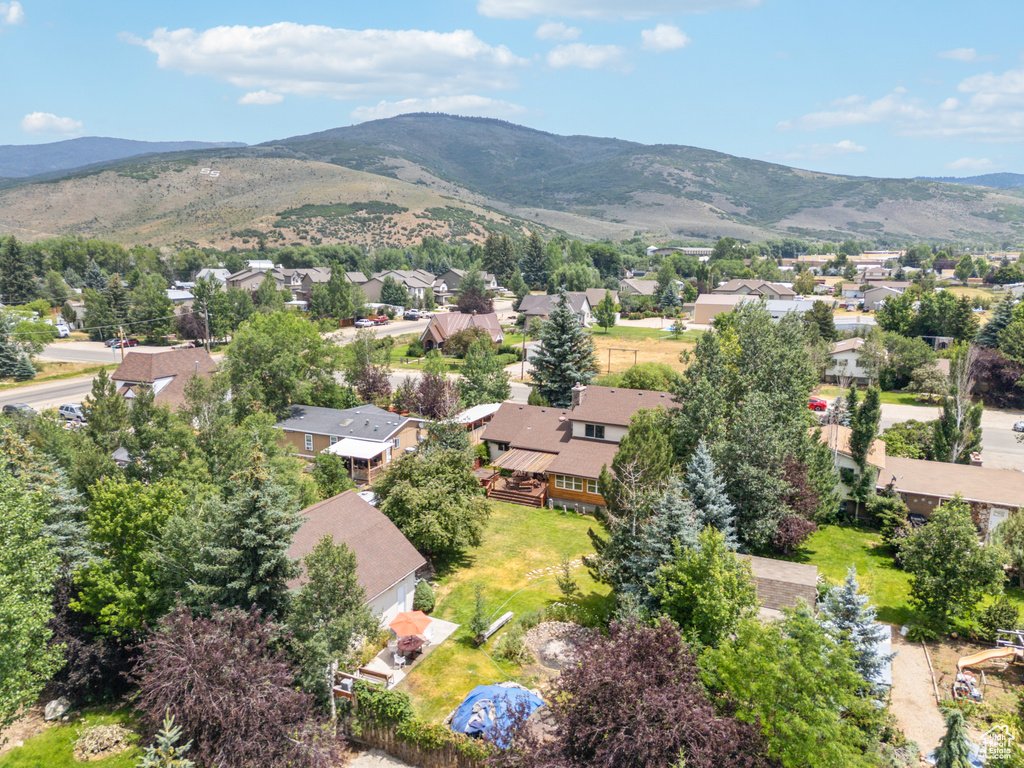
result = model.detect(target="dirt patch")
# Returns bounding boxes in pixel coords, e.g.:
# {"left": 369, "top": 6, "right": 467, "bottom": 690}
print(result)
{"left": 592, "top": 335, "right": 692, "bottom": 375}
{"left": 0, "top": 706, "right": 53, "bottom": 757}
{"left": 525, "top": 621, "right": 597, "bottom": 672}
{"left": 890, "top": 632, "right": 945, "bottom": 758}
{"left": 73, "top": 723, "right": 134, "bottom": 762}
{"left": 343, "top": 747, "right": 415, "bottom": 767}
{"left": 926, "top": 635, "right": 1024, "bottom": 730}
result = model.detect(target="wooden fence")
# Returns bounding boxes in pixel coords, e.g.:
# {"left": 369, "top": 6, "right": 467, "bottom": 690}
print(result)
{"left": 345, "top": 722, "right": 485, "bottom": 768}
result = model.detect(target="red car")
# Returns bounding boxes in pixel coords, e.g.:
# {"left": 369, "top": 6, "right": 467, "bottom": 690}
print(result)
{"left": 808, "top": 397, "right": 827, "bottom": 412}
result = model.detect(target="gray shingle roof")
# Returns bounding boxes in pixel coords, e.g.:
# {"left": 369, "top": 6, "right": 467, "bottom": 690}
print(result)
{"left": 277, "top": 404, "right": 415, "bottom": 441}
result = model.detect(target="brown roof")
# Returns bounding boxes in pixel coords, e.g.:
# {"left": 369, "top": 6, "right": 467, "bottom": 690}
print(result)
{"left": 111, "top": 348, "right": 218, "bottom": 410}
{"left": 738, "top": 555, "right": 819, "bottom": 611}
{"left": 831, "top": 337, "right": 866, "bottom": 354}
{"left": 818, "top": 424, "right": 887, "bottom": 470}
{"left": 421, "top": 312, "right": 503, "bottom": 346}
{"left": 571, "top": 385, "right": 674, "bottom": 427}
{"left": 714, "top": 280, "right": 796, "bottom": 298}
{"left": 287, "top": 490, "right": 427, "bottom": 600}
{"left": 877, "top": 457, "right": 1024, "bottom": 509}
{"left": 481, "top": 403, "right": 572, "bottom": 452}
{"left": 546, "top": 438, "right": 619, "bottom": 480}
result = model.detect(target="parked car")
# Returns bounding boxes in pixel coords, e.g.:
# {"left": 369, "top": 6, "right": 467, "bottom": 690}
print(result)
{"left": 1014, "top": 420, "right": 1024, "bottom": 433}
{"left": 2, "top": 403, "right": 37, "bottom": 417}
{"left": 58, "top": 403, "right": 85, "bottom": 422}
{"left": 354, "top": 318, "right": 374, "bottom": 328}
{"left": 403, "top": 310, "right": 421, "bottom": 321}
{"left": 808, "top": 397, "right": 828, "bottom": 412}
{"left": 371, "top": 316, "right": 390, "bottom": 325}
{"left": 105, "top": 337, "right": 138, "bottom": 348}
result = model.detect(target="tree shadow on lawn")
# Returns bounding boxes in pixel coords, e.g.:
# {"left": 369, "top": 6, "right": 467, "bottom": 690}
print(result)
{"left": 430, "top": 549, "right": 477, "bottom": 580}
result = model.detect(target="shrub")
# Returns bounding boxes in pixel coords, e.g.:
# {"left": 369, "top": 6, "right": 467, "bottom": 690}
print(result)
{"left": 413, "top": 580, "right": 435, "bottom": 613}
{"left": 978, "top": 598, "right": 1019, "bottom": 642}
{"left": 406, "top": 340, "right": 424, "bottom": 358}
{"left": 494, "top": 624, "right": 533, "bottom": 665}
{"left": 905, "top": 624, "right": 939, "bottom": 643}
{"left": 527, "top": 388, "right": 549, "bottom": 407}
{"left": 446, "top": 327, "right": 490, "bottom": 358}
{"left": 495, "top": 344, "right": 524, "bottom": 361}
{"left": 868, "top": 494, "right": 911, "bottom": 545}
{"left": 469, "top": 584, "right": 490, "bottom": 641}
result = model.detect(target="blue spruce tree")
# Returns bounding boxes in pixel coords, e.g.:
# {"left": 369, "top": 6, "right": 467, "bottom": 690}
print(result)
{"left": 683, "top": 440, "right": 738, "bottom": 548}
{"left": 531, "top": 288, "right": 598, "bottom": 408}
{"left": 818, "top": 565, "right": 894, "bottom": 686}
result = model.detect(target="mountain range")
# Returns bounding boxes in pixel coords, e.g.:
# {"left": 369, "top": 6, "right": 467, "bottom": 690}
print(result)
{"left": 1, "top": 114, "right": 1022, "bottom": 249}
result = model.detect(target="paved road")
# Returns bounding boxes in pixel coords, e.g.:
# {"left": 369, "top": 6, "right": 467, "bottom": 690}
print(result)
{"left": 0, "top": 375, "right": 97, "bottom": 412}
{"left": 38, "top": 340, "right": 131, "bottom": 364}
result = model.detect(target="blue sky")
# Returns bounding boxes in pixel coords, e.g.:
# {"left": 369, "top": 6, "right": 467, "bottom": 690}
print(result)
{"left": 1, "top": 0, "right": 1022, "bottom": 178}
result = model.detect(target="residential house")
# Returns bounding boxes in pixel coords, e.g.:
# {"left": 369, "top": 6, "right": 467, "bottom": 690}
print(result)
{"left": 345, "top": 271, "right": 369, "bottom": 285}
{"left": 818, "top": 424, "right": 888, "bottom": 508}
{"left": 361, "top": 270, "right": 437, "bottom": 305}
{"left": 437, "top": 269, "right": 499, "bottom": 294}
{"left": 692, "top": 293, "right": 756, "bottom": 324}
{"left": 863, "top": 285, "right": 902, "bottom": 312}
{"left": 861, "top": 266, "right": 891, "bottom": 281}
{"left": 763, "top": 299, "right": 821, "bottom": 320}
{"left": 196, "top": 268, "right": 230, "bottom": 284}
{"left": 111, "top": 348, "right": 218, "bottom": 411}
{"left": 839, "top": 283, "right": 867, "bottom": 300}
{"left": 454, "top": 403, "right": 502, "bottom": 445}
{"left": 583, "top": 288, "right": 618, "bottom": 308}
{"left": 165, "top": 289, "right": 194, "bottom": 306}
{"left": 419, "top": 312, "right": 503, "bottom": 351}
{"left": 274, "top": 267, "right": 331, "bottom": 301}
{"left": 225, "top": 268, "right": 269, "bottom": 293}
{"left": 481, "top": 385, "right": 675, "bottom": 511}
{"left": 287, "top": 490, "right": 426, "bottom": 625}
{"left": 618, "top": 278, "right": 659, "bottom": 297}
{"left": 825, "top": 338, "right": 871, "bottom": 384}
{"left": 276, "top": 404, "right": 424, "bottom": 484}
{"left": 518, "top": 293, "right": 593, "bottom": 329}
{"left": 834, "top": 316, "right": 878, "bottom": 334}
{"left": 713, "top": 280, "right": 797, "bottom": 300}
{"left": 876, "top": 457, "right": 1024, "bottom": 541}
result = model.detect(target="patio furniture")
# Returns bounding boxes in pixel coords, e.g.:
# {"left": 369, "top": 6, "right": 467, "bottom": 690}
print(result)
{"left": 393, "top": 653, "right": 407, "bottom": 670}
{"left": 397, "top": 635, "right": 426, "bottom": 654}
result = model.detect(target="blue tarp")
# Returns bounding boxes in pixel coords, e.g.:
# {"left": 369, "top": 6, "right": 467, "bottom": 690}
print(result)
{"left": 450, "top": 684, "right": 545, "bottom": 747}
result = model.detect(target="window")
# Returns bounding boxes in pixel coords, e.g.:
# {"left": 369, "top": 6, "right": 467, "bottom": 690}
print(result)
{"left": 586, "top": 479, "right": 599, "bottom": 495}
{"left": 304, "top": 434, "right": 313, "bottom": 451}
{"left": 555, "top": 475, "right": 584, "bottom": 492}
{"left": 584, "top": 424, "right": 605, "bottom": 439}
{"left": 330, "top": 435, "right": 339, "bottom": 445}
{"left": 496, "top": 442, "right": 510, "bottom": 452}
{"left": 393, "top": 436, "right": 401, "bottom": 449}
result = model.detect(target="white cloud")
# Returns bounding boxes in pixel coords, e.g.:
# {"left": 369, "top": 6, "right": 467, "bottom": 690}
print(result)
{"left": 769, "top": 140, "right": 866, "bottom": 161}
{"left": 20, "top": 112, "right": 83, "bottom": 135}
{"left": 547, "top": 43, "right": 627, "bottom": 71}
{"left": 352, "top": 95, "right": 528, "bottom": 122}
{"left": 128, "top": 23, "right": 528, "bottom": 101}
{"left": 946, "top": 157, "right": 994, "bottom": 171}
{"left": 641, "top": 24, "right": 689, "bottom": 52}
{"left": 938, "top": 48, "right": 977, "bottom": 62}
{"left": 0, "top": 1, "right": 24, "bottom": 25}
{"left": 479, "top": 0, "right": 758, "bottom": 19}
{"left": 534, "top": 22, "right": 580, "bottom": 41}
{"left": 238, "top": 90, "right": 284, "bottom": 105}
{"left": 777, "top": 90, "right": 929, "bottom": 131}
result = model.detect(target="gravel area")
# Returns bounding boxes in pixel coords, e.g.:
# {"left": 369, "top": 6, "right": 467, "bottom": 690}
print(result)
{"left": 889, "top": 632, "right": 945, "bottom": 759}
{"left": 525, "top": 621, "right": 597, "bottom": 671}
{"left": 344, "top": 748, "right": 414, "bottom": 767}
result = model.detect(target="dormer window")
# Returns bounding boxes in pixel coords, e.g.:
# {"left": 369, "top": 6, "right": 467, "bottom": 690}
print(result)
{"left": 584, "top": 424, "right": 605, "bottom": 440}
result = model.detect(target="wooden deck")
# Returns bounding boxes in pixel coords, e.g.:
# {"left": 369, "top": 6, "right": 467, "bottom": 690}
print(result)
{"left": 486, "top": 475, "right": 548, "bottom": 508}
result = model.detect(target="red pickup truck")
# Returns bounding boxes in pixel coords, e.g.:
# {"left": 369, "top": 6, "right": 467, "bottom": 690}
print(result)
{"left": 371, "top": 315, "right": 390, "bottom": 325}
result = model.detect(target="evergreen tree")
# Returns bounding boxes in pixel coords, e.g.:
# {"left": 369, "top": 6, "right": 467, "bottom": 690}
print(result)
{"left": 483, "top": 233, "right": 516, "bottom": 285}
{"left": 194, "top": 443, "right": 301, "bottom": 616}
{"left": 455, "top": 268, "right": 493, "bottom": 314}
{"left": 12, "top": 353, "right": 35, "bottom": 381}
{"left": 671, "top": 330, "right": 731, "bottom": 462}
{"left": 848, "top": 385, "right": 881, "bottom": 502}
{"left": 934, "top": 709, "right": 973, "bottom": 768}
{"left": 803, "top": 300, "right": 837, "bottom": 342}
{"left": 683, "top": 440, "right": 738, "bottom": 548}
{"left": 459, "top": 336, "right": 510, "bottom": 406}
{"left": 83, "top": 260, "right": 107, "bottom": 291}
{"left": 817, "top": 566, "right": 893, "bottom": 685}
{"left": 530, "top": 288, "right": 598, "bottom": 408}
{"left": 82, "top": 369, "right": 130, "bottom": 453}
{"left": 520, "top": 230, "right": 548, "bottom": 289}
{"left": 0, "top": 236, "right": 37, "bottom": 306}
{"left": 106, "top": 275, "right": 130, "bottom": 324}
{"left": 949, "top": 295, "right": 979, "bottom": 342}
{"left": 660, "top": 284, "right": 681, "bottom": 310}
{"left": 138, "top": 713, "right": 196, "bottom": 768}
{"left": 976, "top": 294, "right": 1016, "bottom": 347}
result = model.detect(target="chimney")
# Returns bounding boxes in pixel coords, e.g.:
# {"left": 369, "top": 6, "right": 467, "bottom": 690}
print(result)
{"left": 570, "top": 382, "right": 586, "bottom": 409}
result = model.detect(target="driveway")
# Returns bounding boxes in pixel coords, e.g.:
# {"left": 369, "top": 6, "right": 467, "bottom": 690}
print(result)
{"left": 889, "top": 632, "right": 945, "bottom": 758}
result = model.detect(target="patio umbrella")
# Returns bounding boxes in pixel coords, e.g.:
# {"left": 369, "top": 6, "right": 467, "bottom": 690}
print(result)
{"left": 389, "top": 610, "right": 432, "bottom": 637}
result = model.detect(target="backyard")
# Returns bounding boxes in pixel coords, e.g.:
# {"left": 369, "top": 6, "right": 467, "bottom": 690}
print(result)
{"left": 0, "top": 710, "right": 139, "bottom": 768}
{"left": 398, "top": 500, "right": 611, "bottom": 722}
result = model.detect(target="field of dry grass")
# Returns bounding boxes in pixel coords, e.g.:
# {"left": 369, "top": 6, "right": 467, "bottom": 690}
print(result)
{"left": 591, "top": 333, "right": 693, "bottom": 375}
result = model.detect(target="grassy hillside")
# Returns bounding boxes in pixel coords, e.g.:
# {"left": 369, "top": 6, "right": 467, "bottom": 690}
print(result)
{"left": 2, "top": 114, "right": 1023, "bottom": 246}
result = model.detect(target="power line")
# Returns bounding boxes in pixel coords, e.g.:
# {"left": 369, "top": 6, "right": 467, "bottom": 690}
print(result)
{"left": 1, "top": 307, "right": 206, "bottom": 337}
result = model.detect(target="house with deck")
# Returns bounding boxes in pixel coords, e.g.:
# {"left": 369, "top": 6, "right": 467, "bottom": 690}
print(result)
{"left": 276, "top": 404, "right": 424, "bottom": 484}
{"left": 480, "top": 384, "right": 674, "bottom": 510}
{"left": 111, "top": 348, "right": 218, "bottom": 411}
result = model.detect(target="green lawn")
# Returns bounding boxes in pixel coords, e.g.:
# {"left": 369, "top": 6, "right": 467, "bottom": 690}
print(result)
{"left": 816, "top": 385, "right": 924, "bottom": 407}
{"left": 0, "top": 710, "right": 140, "bottom": 768}
{"left": 592, "top": 325, "right": 702, "bottom": 342}
{"left": 399, "top": 501, "right": 612, "bottom": 722}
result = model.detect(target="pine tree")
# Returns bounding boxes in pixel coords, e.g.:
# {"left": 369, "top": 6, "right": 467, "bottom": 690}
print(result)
{"left": 976, "top": 294, "right": 1017, "bottom": 347}
{"left": 0, "top": 236, "right": 37, "bottom": 306}
{"left": 83, "top": 260, "right": 106, "bottom": 290}
{"left": 379, "top": 276, "right": 410, "bottom": 308}
{"left": 683, "top": 440, "right": 738, "bottom": 548}
{"left": 194, "top": 443, "right": 301, "bottom": 616}
{"left": 106, "top": 275, "right": 130, "bottom": 324}
{"left": 530, "top": 288, "right": 598, "bottom": 408}
{"left": 82, "top": 369, "right": 130, "bottom": 453}
{"left": 817, "top": 566, "right": 892, "bottom": 685}
{"left": 660, "top": 284, "right": 681, "bottom": 309}
{"left": 520, "top": 231, "right": 548, "bottom": 289}
{"left": 934, "top": 709, "right": 973, "bottom": 768}
{"left": 13, "top": 353, "right": 35, "bottom": 381}
{"left": 138, "top": 712, "right": 196, "bottom": 768}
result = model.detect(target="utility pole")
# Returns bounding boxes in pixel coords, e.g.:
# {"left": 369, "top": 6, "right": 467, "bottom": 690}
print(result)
{"left": 520, "top": 328, "right": 526, "bottom": 381}
{"left": 203, "top": 299, "right": 211, "bottom": 352}
{"left": 118, "top": 325, "right": 126, "bottom": 363}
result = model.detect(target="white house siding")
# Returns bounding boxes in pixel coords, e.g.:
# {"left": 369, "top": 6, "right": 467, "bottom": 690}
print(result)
{"left": 825, "top": 349, "right": 870, "bottom": 383}
{"left": 569, "top": 422, "right": 628, "bottom": 443}
{"left": 367, "top": 571, "right": 419, "bottom": 628}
